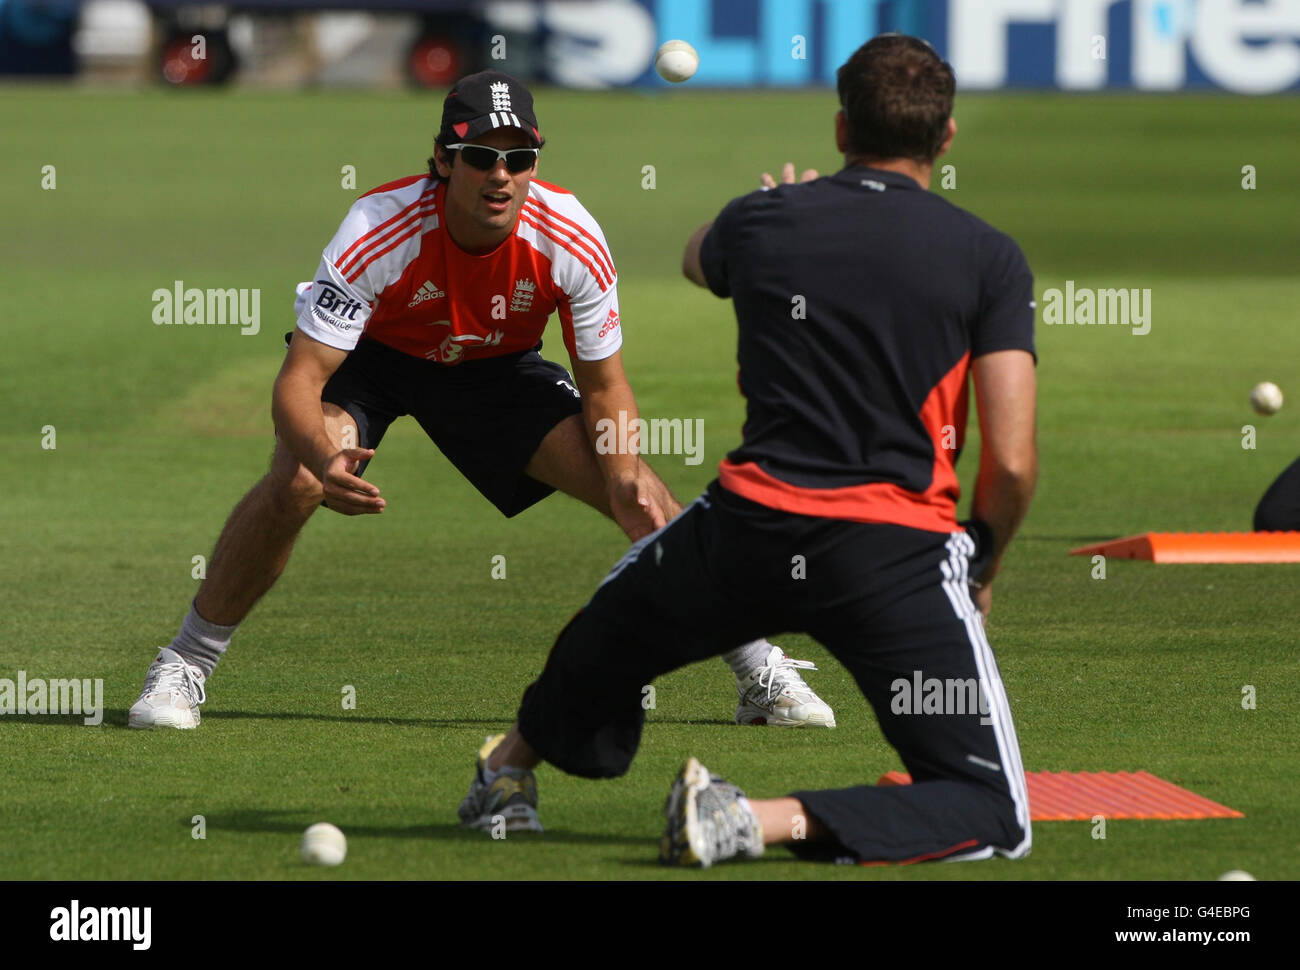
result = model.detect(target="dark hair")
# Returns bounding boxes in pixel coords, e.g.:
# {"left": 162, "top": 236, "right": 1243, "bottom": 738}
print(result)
{"left": 836, "top": 34, "right": 955, "bottom": 163}
{"left": 428, "top": 138, "right": 448, "bottom": 177}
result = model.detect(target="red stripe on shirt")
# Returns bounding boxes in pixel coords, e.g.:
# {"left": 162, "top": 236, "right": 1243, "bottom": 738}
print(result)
{"left": 531, "top": 178, "right": 573, "bottom": 196}
{"left": 343, "top": 216, "right": 436, "bottom": 285}
{"left": 337, "top": 188, "right": 437, "bottom": 271}
{"left": 517, "top": 210, "right": 609, "bottom": 293}
{"left": 718, "top": 352, "right": 971, "bottom": 532}
{"left": 522, "top": 199, "right": 615, "bottom": 283}
{"left": 340, "top": 204, "right": 438, "bottom": 282}
{"left": 358, "top": 173, "right": 428, "bottom": 200}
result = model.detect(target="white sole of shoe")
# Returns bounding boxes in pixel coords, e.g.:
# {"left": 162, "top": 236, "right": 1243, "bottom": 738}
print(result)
{"left": 679, "top": 757, "right": 712, "bottom": 868}
{"left": 128, "top": 710, "right": 199, "bottom": 730}
{"left": 461, "top": 803, "right": 543, "bottom": 833}
{"left": 735, "top": 705, "right": 836, "bottom": 728}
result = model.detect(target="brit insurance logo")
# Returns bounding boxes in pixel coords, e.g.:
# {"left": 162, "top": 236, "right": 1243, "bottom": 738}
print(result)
{"left": 312, "top": 279, "right": 365, "bottom": 332}
{"left": 509, "top": 278, "right": 536, "bottom": 313}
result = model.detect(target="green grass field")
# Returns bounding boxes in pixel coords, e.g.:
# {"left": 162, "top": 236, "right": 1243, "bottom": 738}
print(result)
{"left": 1, "top": 87, "right": 1296, "bottom": 881}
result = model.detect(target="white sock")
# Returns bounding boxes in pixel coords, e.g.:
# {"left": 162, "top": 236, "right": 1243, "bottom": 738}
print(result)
{"left": 723, "top": 639, "right": 776, "bottom": 677}
{"left": 169, "top": 600, "right": 236, "bottom": 679}
{"left": 736, "top": 795, "right": 765, "bottom": 856}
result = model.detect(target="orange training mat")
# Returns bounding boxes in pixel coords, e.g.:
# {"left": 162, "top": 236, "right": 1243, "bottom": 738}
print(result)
{"left": 1068, "top": 531, "right": 1300, "bottom": 563}
{"left": 876, "top": 770, "right": 1243, "bottom": 820}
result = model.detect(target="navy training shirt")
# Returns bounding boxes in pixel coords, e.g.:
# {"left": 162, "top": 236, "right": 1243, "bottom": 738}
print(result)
{"left": 699, "top": 165, "right": 1035, "bottom": 532}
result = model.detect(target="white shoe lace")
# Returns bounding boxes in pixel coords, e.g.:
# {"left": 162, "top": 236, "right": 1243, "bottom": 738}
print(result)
{"left": 753, "top": 655, "right": 818, "bottom": 703}
{"left": 143, "top": 660, "right": 206, "bottom": 707}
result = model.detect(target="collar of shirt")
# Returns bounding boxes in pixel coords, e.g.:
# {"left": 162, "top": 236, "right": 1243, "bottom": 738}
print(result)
{"left": 834, "top": 165, "right": 923, "bottom": 192}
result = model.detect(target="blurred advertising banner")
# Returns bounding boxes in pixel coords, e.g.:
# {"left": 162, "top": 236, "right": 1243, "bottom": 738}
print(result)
{"left": 0, "top": 0, "right": 79, "bottom": 73}
{"left": 622, "top": 0, "right": 1300, "bottom": 93}
{"left": 7, "top": 0, "right": 1299, "bottom": 92}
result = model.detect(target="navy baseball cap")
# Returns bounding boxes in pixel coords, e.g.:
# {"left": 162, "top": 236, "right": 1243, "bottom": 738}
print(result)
{"left": 438, "top": 71, "right": 543, "bottom": 147}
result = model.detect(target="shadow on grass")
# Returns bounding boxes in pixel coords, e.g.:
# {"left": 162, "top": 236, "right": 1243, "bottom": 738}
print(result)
{"left": 207, "top": 710, "right": 736, "bottom": 727}
{"left": 0, "top": 710, "right": 734, "bottom": 729}
{"left": 616, "top": 855, "right": 796, "bottom": 870}
{"left": 209, "top": 711, "right": 514, "bottom": 727}
{"left": 0, "top": 712, "right": 123, "bottom": 727}
{"left": 197, "top": 809, "right": 646, "bottom": 846}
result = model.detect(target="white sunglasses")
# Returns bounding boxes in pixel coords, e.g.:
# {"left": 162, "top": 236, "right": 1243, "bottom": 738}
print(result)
{"left": 445, "top": 143, "right": 540, "bottom": 173}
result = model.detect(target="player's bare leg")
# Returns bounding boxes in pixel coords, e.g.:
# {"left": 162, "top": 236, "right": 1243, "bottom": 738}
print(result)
{"left": 196, "top": 405, "right": 357, "bottom": 623}
{"left": 129, "top": 404, "right": 358, "bottom": 729}
{"left": 523, "top": 414, "right": 836, "bottom": 728}
{"left": 523, "top": 412, "right": 674, "bottom": 518}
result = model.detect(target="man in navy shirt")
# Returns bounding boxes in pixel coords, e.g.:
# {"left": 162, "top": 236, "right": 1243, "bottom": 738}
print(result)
{"left": 1255, "top": 458, "right": 1300, "bottom": 530}
{"left": 459, "top": 34, "right": 1039, "bottom": 867}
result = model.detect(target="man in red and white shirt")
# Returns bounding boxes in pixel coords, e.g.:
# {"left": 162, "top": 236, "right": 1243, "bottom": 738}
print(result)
{"left": 129, "top": 71, "right": 835, "bottom": 734}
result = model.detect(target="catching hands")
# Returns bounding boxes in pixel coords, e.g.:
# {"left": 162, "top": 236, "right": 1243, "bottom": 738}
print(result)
{"left": 760, "top": 162, "right": 819, "bottom": 189}
{"left": 318, "top": 448, "right": 386, "bottom": 515}
{"left": 608, "top": 472, "right": 670, "bottom": 541}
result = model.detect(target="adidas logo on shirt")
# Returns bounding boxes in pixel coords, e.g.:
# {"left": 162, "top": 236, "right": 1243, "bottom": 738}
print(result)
{"left": 408, "top": 280, "right": 446, "bottom": 307}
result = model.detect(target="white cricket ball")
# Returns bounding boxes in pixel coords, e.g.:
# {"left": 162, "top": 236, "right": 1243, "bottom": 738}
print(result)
{"left": 655, "top": 40, "right": 699, "bottom": 83}
{"left": 1217, "top": 870, "right": 1256, "bottom": 881}
{"left": 300, "top": 822, "right": 347, "bottom": 866}
{"left": 1249, "top": 381, "right": 1283, "bottom": 416}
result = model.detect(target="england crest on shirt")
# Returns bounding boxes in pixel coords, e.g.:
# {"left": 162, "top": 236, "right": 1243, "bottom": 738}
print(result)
{"left": 510, "top": 278, "right": 536, "bottom": 313}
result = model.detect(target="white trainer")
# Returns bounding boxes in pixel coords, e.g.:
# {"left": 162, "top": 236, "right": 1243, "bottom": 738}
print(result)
{"left": 128, "top": 648, "right": 206, "bottom": 730}
{"left": 735, "top": 646, "right": 836, "bottom": 728}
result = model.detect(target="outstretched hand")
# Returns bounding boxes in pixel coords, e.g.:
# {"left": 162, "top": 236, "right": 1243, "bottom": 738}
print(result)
{"left": 319, "top": 448, "right": 385, "bottom": 515}
{"left": 760, "top": 162, "right": 819, "bottom": 189}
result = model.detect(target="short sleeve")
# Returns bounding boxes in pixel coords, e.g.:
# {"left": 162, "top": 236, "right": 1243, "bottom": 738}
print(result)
{"left": 292, "top": 186, "right": 430, "bottom": 351}
{"left": 546, "top": 197, "right": 622, "bottom": 362}
{"left": 699, "top": 196, "right": 745, "bottom": 299}
{"left": 560, "top": 273, "right": 622, "bottom": 362}
{"left": 973, "top": 231, "right": 1036, "bottom": 363}
{"left": 293, "top": 255, "right": 373, "bottom": 352}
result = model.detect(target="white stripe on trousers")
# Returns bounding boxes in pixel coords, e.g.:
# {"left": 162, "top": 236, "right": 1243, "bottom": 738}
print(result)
{"left": 597, "top": 493, "right": 710, "bottom": 590}
{"left": 941, "top": 531, "right": 1033, "bottom": 858}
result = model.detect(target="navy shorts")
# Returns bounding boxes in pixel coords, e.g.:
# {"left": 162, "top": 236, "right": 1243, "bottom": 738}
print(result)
{"left": 299, "top": 333, "right": 584, "bottom": 517}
